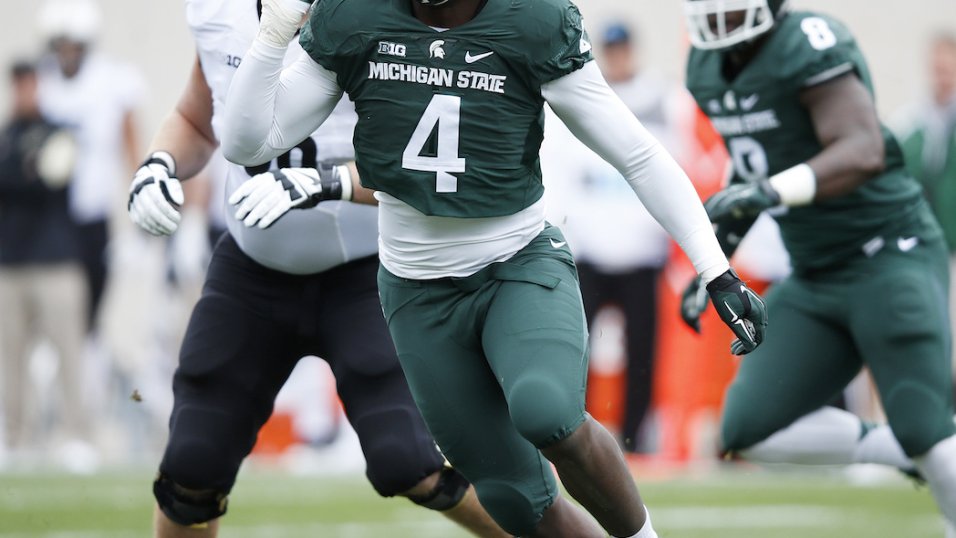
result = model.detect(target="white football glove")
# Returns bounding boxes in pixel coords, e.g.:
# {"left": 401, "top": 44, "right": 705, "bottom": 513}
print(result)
{"left": 258, "top": 0, "right": 312, "bottom": 48}
{"left": 229, "top": 164, "right": 352, "bottom": 229}
{"left": 128, "top": 151, "right": 184, "bottom": 236}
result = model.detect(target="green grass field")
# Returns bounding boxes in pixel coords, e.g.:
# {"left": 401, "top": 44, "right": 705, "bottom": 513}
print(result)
{"left": 0, "top": 467, "right": 946, "bottom": 537}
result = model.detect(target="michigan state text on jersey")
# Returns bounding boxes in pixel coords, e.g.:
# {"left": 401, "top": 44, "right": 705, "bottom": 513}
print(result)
{"left": 682, "top": 0, "right": 956, "bottom": 531}
{"left": 687, "top": 9, "right": 937, "bottom": 273}
{"left": 222, "top": 0, "right": 768, "bottom": 535}
{"left": 300, "top": 0, "right": 590, "bottom": 219}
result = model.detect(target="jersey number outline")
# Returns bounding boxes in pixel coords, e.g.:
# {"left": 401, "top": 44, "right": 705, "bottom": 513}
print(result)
{"left": 243, "top": 138, "right": 318, "bottom": 177}
{"left": 402, "top": 94, "right": 466, "bottom": 193}
{"left": 800, "top": 17, "right": 837, "bottom": 51}
{"left": 729, "top": 136, "right": 769, "bottom": 183}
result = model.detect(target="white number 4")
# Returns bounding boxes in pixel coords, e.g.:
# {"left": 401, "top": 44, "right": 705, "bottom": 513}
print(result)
{"left": 402, "top": 94, "right": 466, "bottom": 193}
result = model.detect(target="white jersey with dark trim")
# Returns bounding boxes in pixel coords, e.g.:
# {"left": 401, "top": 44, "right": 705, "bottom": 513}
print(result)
{"left": 185, "top": 0, "right": 377, "bottom": 275}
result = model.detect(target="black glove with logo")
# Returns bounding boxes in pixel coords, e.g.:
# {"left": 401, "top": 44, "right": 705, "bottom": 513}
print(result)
{"left": 706, "top": 269, "right": 768, "bottom": 355}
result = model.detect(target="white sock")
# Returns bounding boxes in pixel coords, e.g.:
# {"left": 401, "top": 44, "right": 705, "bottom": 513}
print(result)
{"left": 739, "top": 407, "right": 856, "bottom": 465}
{"left": 617, "top": 506, "right": 657, "bottom": 538}
{"left": 915, "top": 434, "right": 956, "bottom": 527}
{"left": 739, "top": 407, "right": 913, "bottom": 469}
{"left": 853, "top": 423, "right": 913, "bottom": 469}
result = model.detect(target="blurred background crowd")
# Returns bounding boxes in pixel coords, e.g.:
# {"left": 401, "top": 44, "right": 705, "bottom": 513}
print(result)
{"left": 0, "top": 0, "right": 954, "bottom": 475}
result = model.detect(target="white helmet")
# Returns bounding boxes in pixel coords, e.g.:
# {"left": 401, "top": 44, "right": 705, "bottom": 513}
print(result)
{"left": 684, "top": 0, "right": 790, "bottom": 50}
{"left": 37, "top": 0, "right": 102, "bottom": 43}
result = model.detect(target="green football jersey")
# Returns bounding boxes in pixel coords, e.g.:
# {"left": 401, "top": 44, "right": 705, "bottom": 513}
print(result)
{"left": 686, "top": 11, "right": 937, "bottom": 272}
{"left": 300, "top": 0, "right": 592, "bottom": 218}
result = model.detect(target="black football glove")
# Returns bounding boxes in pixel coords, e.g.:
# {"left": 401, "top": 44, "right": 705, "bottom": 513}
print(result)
{"left": 704, "top": 178, "right": 781, "bottom": 224}
{"left": 680, "top": 276, "right": 708, "bottom": 334}
{"left": 706, "top": 269, "right": 768, "bottom": 355}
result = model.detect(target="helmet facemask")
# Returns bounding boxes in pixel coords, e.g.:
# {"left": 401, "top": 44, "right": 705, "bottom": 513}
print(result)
{"left": 684, "top": 0, "right": 788, "bottom": 50}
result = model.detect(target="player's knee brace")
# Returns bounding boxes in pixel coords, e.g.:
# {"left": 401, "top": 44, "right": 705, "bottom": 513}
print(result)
{"left": 355, "top": 408, "right": 444, "bottom": 496}
{"left": 472, "top": 479, "right": 543, "bottom": 536}
{"left": 153, "top": 473, "right": 229, "bottom": 526}
{"left": 406, "top": 467, "right": 470, "bottom": 511}
{"left": 156, "top": 410, "right": 246, "bottom": 524}
{"left": 508, "top": 377, "right": 581, "bottom": 447}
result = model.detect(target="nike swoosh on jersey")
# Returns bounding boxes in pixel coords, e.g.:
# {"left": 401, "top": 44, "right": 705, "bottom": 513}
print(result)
{"left": 549, "top": 238, "right": 567, "bottom": 249}
{"left": 897, "top": 236, "right": 919, "bottom": 252}
{"left": 740, "top": 94, "right": 760, "bottom": 111}
{"left": 464, "top": 51, "right": 495, "bottom": 63}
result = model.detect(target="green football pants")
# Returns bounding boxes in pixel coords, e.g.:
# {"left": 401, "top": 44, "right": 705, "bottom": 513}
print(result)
{"left": 722, "top": 235, "right": 955, "bottom": 457}
{"left": 377, "top": 225, "right": 589, "bottom": 536}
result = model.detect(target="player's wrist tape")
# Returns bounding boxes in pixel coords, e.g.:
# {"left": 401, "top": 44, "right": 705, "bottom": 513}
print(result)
{"left": 769, "top": 163, "right": 816, "bottom": 206}
{"left": 337, "top": 164, "right": 353, "bottom": 202}
{"left": 309, "top": 164, "right": 352, "bottom": 203}
{"left": 256, "top": 0, "right": 310, "bottom": 48}
{"left": 322, "top": 164, "right": 352, "bottom": 202}
{"left": 700, "top": 262, "right": 731, "bottom": 287}
{"left": 143, "top": 151, "right": 176, "bottom": 176}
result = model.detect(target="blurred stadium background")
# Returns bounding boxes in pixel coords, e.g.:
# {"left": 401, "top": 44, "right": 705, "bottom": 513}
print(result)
{"left": 0, "top": 0, "right": 955, "bottom": 536}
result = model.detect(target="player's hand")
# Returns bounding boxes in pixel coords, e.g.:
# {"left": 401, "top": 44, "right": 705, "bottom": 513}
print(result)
{"left": 229, "top": 164, "right": 351, "bottom": 229}
{"left": 704, "top": 179, "right": 781, "bottom": 224}
{"left": 680, "top": 276, "right": 709, "bottom": 334}
{"left": 257, "top": 0, "right": 312, "bottom": 48}
{"left": 706, "top": 269, "right": 768, "bottom": 355}
{"left": 128, "top": 151, "right": 184, "bottom": 236}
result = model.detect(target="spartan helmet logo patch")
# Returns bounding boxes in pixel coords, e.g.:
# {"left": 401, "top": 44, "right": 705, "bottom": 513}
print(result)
{"left": 429, "top": 40, "right": 446, "bottom": 59}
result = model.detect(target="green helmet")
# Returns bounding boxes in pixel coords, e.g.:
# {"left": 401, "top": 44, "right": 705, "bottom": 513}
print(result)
{"left": 684, "top": 0, "right": 789, "bottom": 50}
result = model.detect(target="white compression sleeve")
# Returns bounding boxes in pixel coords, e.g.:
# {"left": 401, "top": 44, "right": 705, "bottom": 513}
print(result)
{"left": 221, "top": 39, "right": 343, "bottom": 167}
{"left": 542, "top": 62, "right": 728, "bottom": 284}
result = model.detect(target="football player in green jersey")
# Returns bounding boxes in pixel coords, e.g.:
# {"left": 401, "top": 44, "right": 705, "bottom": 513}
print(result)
{"left": 680, "top": 0, "right": 956, "bottom": 530}
{"left": 219, "top": 0, "right": 768, "bottom": 536}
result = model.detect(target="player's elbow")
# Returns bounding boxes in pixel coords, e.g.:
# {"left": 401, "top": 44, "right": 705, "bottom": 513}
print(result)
{"left": 854, "top": 129, "right": 886, "bottom": 176}
{"left": 220, "top": 137, "right": 264, "bottom": 167}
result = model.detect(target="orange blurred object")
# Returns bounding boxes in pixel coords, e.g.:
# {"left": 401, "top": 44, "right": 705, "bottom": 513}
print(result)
{"left": 251, "top": 411, "right": 297, "bottom": 456}
{"left": 586, "top": 306, "right": 628, "bottom": 432}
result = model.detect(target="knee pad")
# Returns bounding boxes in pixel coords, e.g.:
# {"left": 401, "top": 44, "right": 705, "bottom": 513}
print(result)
{"left": 472, "top": 479, "right": 546, "bottom": 537}
{"left": 407, "top": 467, "right": 470, "bottom": 511}
{"left": 353, "top": 407, "right": 444, "bottom": 497}
{"left": 508, "top": 377, "right": 582, "bottom": 448}
{"left": 884, "top": 381, "right": 955, "bottom": 457}
{"left": 153, "top": 473, "right": 228, "bottom": 526}
{"left": 720, "top": 392, "right": 779, "bottom": 454}
{"left": 161, "top": 419, "right": 246, "bottom": 493}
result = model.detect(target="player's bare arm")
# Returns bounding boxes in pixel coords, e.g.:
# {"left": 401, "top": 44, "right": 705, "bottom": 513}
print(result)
{"left": 127, "top": 54, "right": 217, "bottom": 236}
{"left": 801, "top": 72, "right": 887, "bottom": 200}
{"left": 151, "top": 56, "right": 217, "bottom": 181}
{"left": 704, "top": 73, "right": 888, "bottom": 221}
